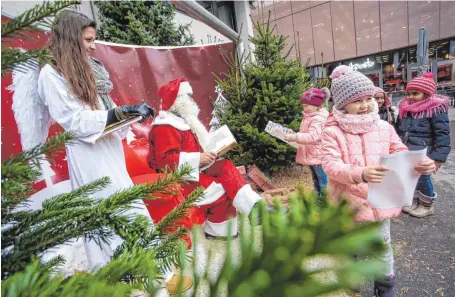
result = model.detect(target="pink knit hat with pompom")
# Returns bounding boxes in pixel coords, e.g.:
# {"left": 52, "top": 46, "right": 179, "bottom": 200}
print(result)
{"left": 330, "top": 65, "right": 375, "bottom": 110}
{"left": 406, "top": 73, "right": 436, "bottom": 96}
{"left": 300, "top": 87, "right": 330, "bottom": 106}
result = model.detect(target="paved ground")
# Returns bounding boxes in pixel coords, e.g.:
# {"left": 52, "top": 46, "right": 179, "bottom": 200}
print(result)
{"left": 363, "top": 108, "right": 455, "bottom": 297}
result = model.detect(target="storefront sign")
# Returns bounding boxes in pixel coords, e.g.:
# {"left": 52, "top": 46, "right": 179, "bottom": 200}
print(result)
{"left": 348, "top": 58, "right": 375, "bottom": 71}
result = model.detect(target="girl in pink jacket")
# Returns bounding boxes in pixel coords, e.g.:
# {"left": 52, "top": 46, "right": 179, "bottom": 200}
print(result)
{"left": 284, "top": 88, "right": 330, "bottom": 197}
{"left": 322, "top": 65, "right": 436, "bottom": 297}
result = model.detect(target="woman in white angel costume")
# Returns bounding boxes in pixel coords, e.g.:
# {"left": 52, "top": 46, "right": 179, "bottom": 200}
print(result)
{"left": 9, "top": 12, "right": 190, "bottom": 291}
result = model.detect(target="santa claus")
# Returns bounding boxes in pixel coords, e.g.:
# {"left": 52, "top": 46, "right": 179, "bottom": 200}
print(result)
{"left": 148, "top": 78, "right": 273, "bottom": 239}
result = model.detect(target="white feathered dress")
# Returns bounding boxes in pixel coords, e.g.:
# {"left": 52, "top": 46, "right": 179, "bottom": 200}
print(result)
{"left": 38, "top": 64, "right": 151, "bottom": 271}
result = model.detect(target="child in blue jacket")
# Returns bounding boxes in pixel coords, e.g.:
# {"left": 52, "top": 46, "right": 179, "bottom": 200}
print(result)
{"left": 396, "top": 73, "right": 451, "bottom": 217}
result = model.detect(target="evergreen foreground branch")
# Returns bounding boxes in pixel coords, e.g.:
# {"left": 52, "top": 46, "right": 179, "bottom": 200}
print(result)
{"left": 189, "top": 190, "right": 386, "bottom": 297}
{"left": 1, "top": 48, "right": 52, "bottom": 76}
{"left": 1, "top": 1, "right": 80, "bottom": 38}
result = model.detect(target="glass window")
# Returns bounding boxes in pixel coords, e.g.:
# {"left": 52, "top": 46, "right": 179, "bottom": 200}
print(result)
{"left": 428, "top": 40, "right": 451, "bottom": 62}
{"left": 197, "top": 1, "right": 236, "bottom": 31}
{"left": 365, "top": 72, "right": 380, "bottom": 88}
{"left": 217, "top": 2, "right": 236, "bottom": 31}
{"left": 436, "top": 64, "right": 453, "bottom": 83}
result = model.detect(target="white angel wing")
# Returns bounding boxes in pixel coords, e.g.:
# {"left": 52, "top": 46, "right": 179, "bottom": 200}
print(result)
{"left": 8, "top": 58, "right": 55, "bottom": 186}
{"left": 9, "top": 58, "right": 51, "bottom": 150}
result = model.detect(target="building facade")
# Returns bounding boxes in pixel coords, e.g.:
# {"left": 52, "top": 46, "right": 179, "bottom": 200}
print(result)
{"left": 250, "top": 0, "right": 455, "bottom": 94}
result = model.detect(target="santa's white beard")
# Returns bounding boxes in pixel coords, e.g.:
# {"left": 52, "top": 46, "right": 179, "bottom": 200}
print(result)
{"left": 170, "top": 95, "right": 211, "bottom": 147}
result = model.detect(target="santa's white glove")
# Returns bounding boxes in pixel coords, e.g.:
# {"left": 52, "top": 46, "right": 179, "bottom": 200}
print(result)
{"left": 195, "top": 182, "right": 225, "bottom": 207}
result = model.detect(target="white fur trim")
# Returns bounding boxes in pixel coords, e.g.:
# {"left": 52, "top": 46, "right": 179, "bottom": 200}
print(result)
{"left": 153, "top": 111, "right": 190, "bottom": 131}
{"left": 178, "top": 81, "right": 193, "bottom": 96}
{"left": 232, "top": 184, "right": 262, "bottom": 214}
{"left": 195, "top": 182, "right": 225, "bottom": 207}
{"left": 205, "top": 217, "right": 238, "bottom": 237}
{"left": 178, "top": 152, "right": 200, "bottom": 181}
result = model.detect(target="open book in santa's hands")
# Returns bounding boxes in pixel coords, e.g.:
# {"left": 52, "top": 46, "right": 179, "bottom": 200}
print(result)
{"left": 264, "top": 121, "right": 299, "bottom": 148}
{"left": 200, "top": 125, "right": 237, "bottom": 171}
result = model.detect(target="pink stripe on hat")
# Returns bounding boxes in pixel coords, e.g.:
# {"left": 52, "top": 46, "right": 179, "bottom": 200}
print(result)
{"left": 406, "top": 73, "right": 436, "bottom": 96}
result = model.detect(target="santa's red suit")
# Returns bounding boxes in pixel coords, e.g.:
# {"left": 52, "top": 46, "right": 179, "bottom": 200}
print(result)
{"left": 147, "top": 78, "right": 262, "bottom": 237}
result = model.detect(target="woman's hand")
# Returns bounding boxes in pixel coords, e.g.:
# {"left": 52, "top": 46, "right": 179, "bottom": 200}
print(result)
{"left": 118, "top": 103, "right": 155, "bottom": 122}
{"left": 414, "top": 159, "right": 436, "bottom": 175}
{"left": 362, "top": 165, "right": 389, "bottom": 183}
{"left": 200, "top": 152, "right": 218, "bottom": 166}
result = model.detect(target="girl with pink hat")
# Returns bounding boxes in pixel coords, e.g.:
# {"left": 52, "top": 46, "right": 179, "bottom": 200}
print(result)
{"left": 321, "top": 65, "right": 436, "bottom": 297}
{"left": 395, "top": 73, "right": 451, "bottom": 217}
{"left": 284, "top": 87, "right": 330, "bottom": 198}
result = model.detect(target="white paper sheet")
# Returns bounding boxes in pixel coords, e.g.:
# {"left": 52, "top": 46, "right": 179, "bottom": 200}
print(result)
{"left": 367, "top": 149, "right": 427, "bottom": 209}
{"left": 264, "top": 121, "right": 299, "bottom": 148}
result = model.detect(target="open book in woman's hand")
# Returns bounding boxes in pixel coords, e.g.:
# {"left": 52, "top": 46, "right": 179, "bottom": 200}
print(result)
{"left": 100, "top": 116, "right": 143, "bottom": 138}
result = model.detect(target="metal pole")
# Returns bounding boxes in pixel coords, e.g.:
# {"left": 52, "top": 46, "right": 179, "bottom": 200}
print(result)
{"left": 174, "top": 0, "right": 245, "bottom": 62}
{"left": 175, "top": 0, "right": 241, "bottom": 43}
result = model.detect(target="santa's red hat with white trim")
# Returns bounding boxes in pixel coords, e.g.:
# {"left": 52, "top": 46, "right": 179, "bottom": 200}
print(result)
{"left": 158, "top": 78, "right": 193, "bottom": 111}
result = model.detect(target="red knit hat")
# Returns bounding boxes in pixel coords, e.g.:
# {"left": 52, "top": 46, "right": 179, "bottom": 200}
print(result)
{"left": 158, "top": 78, "right": 193, "bottom": 111}
{"left": 300, "top": 87, "right": 330, "bottom": 106}
{"left": 406, "top": 73, "right": 436, "bottom": 96}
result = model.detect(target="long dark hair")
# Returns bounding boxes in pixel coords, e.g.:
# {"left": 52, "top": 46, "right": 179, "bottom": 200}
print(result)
{"left": 49, "top": 12, "right": 99, "bottom": 110}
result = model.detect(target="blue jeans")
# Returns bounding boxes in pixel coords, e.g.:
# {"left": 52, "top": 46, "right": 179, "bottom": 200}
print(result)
{"left": 309, "top": 165, "right": 328, "bottom": 195}
{"left": 417, "top": 175, "right": 435, "bottom": 198}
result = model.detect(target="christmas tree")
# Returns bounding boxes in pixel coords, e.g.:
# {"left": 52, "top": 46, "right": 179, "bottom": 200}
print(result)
{"left": 94, "top": 1, "right": 194, "bottom": 46}
{"left": 216, "top": 18, "right": 312, "bottom": 174}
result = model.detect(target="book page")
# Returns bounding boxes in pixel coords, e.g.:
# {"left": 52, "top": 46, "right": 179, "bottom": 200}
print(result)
{"left": 264, "top": 121, "right": 299, "bottom": 148}
{"left": 100, "top": 116, "right": 142, "bottom": 138}
{"left": 204, "top": 125, "right": 237, "bottom": 155}
{"left": 200, "top": 125, "right": 237, "bottom": 171}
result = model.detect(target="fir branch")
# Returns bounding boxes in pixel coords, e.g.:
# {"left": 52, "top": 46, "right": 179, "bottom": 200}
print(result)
{"left": 1, "top": 48, "right": 52, "bottom": 76}
{"left": 42, "top": 177, "right": 110, "bottom": 211}
{"left": 1, "top": 1, "right": 80, "bottom": 39}
{"left": 9, "top": 132, "right": 74, "bottom": 165}
{"left": 156, "top": 186, "right": 204, "bottom": 233}
{"left": 1, "top": 255, "right": 154, "bottom": 297}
